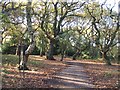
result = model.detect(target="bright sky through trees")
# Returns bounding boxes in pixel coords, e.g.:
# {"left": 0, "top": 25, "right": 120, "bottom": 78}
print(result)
{"left": 8, "top": 0, "right": 119, "bottom": 13}
{"left": 98, "top": 0, "right": 119, "bottom": 13}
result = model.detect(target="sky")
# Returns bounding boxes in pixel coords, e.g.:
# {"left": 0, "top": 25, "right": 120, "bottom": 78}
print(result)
{"left": 10, "top": 0, "right": 119, "bottom": 12}
{"left": 98, "top": 0, "right": 120, "bottom": 13}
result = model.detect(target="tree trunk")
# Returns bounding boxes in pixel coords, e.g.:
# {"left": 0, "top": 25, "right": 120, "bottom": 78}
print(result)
{"left": 18, "top": 45, "right": 29, "bottom": 70}
{"left": 16, "top": 45, "right": 19, "bottom": 55}
{"left": 18, "top": 43, "right": 35, "bottom": 70}
{"left": 16, "top": 45, "right": 21, "bottom": 65}
{"left": 73, "top": 51, "right": 80, "bottom": 60}
{"left": 46, "top": 40, "right": 55, "bottom": 60}
{"left": 19, "top": 54, "right": 29, "bottom": 70}
{"left": 40, "top": 48, "right": 43, "bottom": 57}
{"left": 102, "top": 52, "right": 111, "bottom": 65}
{"left": 60, "top": 49, "right": 65, "bottom": 61}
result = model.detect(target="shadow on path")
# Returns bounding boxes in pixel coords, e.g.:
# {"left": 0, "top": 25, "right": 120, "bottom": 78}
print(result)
{"left": 45, "top": 61, "right": 95, "bottom": 88}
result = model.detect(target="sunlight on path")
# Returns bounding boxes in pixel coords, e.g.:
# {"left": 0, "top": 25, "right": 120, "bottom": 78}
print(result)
{"left": 46, "top": 61, "right": 95, "bottom": 88}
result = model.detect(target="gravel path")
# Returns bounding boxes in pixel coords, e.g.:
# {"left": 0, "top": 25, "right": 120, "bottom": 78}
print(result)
{"left": 46, "top": 61, "right": 95, "bottom": 88}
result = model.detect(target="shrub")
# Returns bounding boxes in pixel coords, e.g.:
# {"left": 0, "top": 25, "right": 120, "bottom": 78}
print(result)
{"left": 2, "top": 43, "right": 16, "bottom": 54}
{"left": 66, "top": 48, "right": 76, "bottom": 56}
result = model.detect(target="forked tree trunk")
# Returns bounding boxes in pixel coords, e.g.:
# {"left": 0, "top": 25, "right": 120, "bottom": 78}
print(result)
{"left": 19, "top": 43, "right": 35, "bottom": 70}
{"left": 19, "top": 50, "right": 29, "bottom": 70}
{"left": 102, "top": 52, "right": 111, "bottom": 65}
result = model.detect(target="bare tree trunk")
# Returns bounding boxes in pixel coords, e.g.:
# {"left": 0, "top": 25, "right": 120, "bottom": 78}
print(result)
{"left": 46, "top": 40, "right": 55, "bottom": 60}
{"left": 19, "top": 48, "right": 29, "bottom": 70}
{"left": 40, "top": 48, "right": 43, "bottom": 57}
{"left": 102, "top": 52, "right": 111, "bottom": 65}
{"left": 16, "top": 45, "right": 19, "bottom": 55}
{"left": 16, "top": 45, "right": 21, "bottom": 65}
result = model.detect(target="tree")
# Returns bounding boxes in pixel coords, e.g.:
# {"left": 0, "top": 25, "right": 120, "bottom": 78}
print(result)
{"left": 34, "top": 1, "right": 85, "bottom": 60}
{"left": 85, "top": 1, "right": 119, "bottom": 65}
{"left": 1, "top": 1, "right": 36, "bottom": 69}
{"left": 58, "top": 27, "right": 72, "bottom": 61}
{"left": 18, "top": 1, "right": 35, "bottom": 70}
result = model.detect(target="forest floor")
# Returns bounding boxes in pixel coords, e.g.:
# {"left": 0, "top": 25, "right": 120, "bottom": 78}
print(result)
{"left": 2, "top": 55, "right": 120, "bottom": 89}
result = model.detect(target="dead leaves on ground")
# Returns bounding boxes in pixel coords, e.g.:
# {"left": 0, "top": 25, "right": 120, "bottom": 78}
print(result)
{"left": 2, "top": 55, "right": 66, "bottom": 88}
{"left": 80, "top": 60, "right": 119, "bottom": 88}
{"left": 2, "top": 55, "right": 119, "bottom": 88}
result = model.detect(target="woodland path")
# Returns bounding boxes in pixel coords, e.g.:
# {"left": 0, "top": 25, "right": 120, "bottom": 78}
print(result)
{"left": 46, "top": 60, "right": 95, "bottom": 88}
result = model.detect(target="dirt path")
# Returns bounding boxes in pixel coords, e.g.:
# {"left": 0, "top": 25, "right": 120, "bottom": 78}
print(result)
{"left": 45, "top": 61, "right": 95, "bottom": 88}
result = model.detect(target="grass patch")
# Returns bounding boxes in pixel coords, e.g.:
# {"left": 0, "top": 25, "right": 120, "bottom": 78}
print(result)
{"left": 2, "top": 54, "right": 44, "bottom": 68}
{"left": 104, "top": 70, "right": 119, "bottom": 77}
{"left": 28, "top": 60, "right": 44, "bottom": 67}
{"left": 2, "top": 54, "right": 19, "bottom": 66}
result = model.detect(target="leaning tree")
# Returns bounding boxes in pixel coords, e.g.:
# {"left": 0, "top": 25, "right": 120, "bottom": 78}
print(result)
{"left": 85, "top": 1, "right": 119, "bottom": 65}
